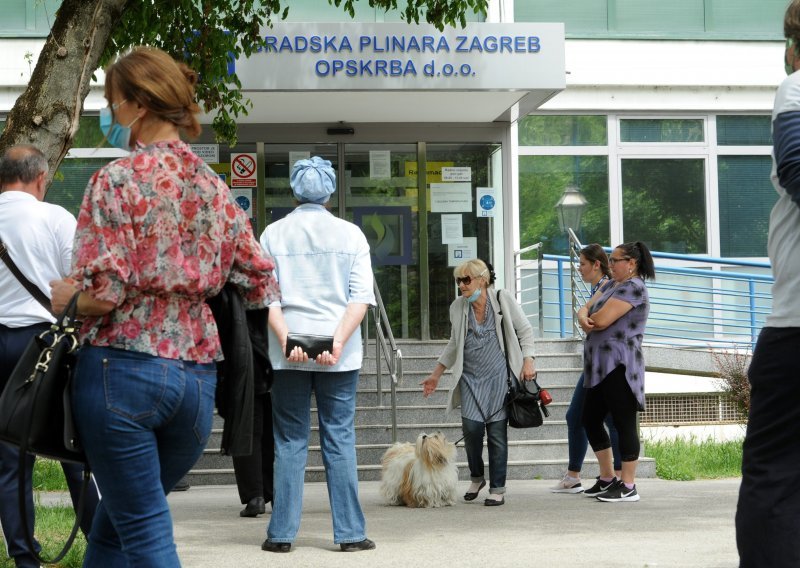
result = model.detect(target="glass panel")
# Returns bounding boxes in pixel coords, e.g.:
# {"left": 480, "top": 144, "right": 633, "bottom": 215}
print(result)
{"left": 621, "top": 158, "right": 706, "bottom": 253}
{"left": 263, "top": 144, "right": 338, "bottom": 226}
{"left": 612, "top": 0, "right": 704, "bottom": 33}
{"left": 718, "top": 156, "right": 776, "bottom": 257}
{"left": 515, "top": 0, "right": 608, "bottom": 33}
{"left": 620, "top": 119, "right": 704, "bottom": 143}
{"left": 518, "top": 155, "right": 610, "bottom": 255}
{"left": 426, "top": 143, "right": 500, "bottom": 339}
{"left": 46, "top": 158, "right": 112, "bottom": 217}
{"left": 344, "top": 144, "right": 419, "bottom": 338}
{"left": 717, "top": 115, "right": 771, "bottom": 146}
{"left": 518, "top": 115, "right": 607, "bottom": 146}
{"left": 705, "top": 0, "right": 785, "bottom": 34}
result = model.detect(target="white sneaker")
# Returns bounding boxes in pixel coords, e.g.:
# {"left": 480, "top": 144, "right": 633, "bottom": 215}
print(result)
{"left": 550, "top": 475, "right": 584, "bottom": 493}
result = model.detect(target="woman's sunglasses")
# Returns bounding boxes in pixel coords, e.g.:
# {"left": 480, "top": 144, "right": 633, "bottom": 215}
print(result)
{"left": 455, "top": 276, "right": 473, "bottom": 286}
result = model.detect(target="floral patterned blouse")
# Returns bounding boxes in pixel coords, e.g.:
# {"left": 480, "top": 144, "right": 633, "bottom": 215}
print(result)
{"left": 71, "top": 140, "right": 280, "bottom": 363}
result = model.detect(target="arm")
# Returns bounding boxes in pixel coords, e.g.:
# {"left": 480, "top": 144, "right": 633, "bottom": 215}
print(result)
{"left": 586, "top": 296, "right": 633, "bottom": 331}
{"left": 50, "top": 279, "right": 115, "bottom": 316}
{"left": 421, "top": 363, "right": 447, "bottom": 398}
{"left": 501, "top": 289, "right": 537, "bottom": 380}
{"left": 773, "top": 82, "right": 800, "bottom": 210}
{"left": 316, "top": 302, "right": 369, "bottom": 366}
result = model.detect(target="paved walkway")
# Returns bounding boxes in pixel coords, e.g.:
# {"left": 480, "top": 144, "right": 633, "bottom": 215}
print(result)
{"left": 163, "top": 478, "right": 740, "bottom": 568}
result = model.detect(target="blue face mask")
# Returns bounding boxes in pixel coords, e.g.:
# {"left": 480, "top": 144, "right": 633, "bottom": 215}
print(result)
{"left": 466, "top": 288, "right": 482, "bottom": 303}
{"left": 99, "top": 103, "right": 138, "bottom": 151}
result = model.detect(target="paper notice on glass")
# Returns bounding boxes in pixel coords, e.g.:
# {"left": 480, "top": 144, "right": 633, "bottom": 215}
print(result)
{"left": 431, "top": 182, "right": 472, "bottom": 213}
{"left": 477, "top": 187, "right": 497, "bottom": 218}
{"left": 448, "top": 237, "right": 478, "bottom": 267}
{"left": 442, "top": 167, "right": 472, "bottom": 182}
{"left": 441, "top": 214, "right": 463, "bottom": 244}
{"left": 370, "top": 150, "right": 391, "bottom": 179}
{"left": 289, "top": 151, "right": 310, "bottom": 172}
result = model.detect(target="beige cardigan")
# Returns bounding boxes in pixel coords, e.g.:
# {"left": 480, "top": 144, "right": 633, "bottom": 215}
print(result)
{"left": 437, "top": 287, "right": 536, "bottom": 414}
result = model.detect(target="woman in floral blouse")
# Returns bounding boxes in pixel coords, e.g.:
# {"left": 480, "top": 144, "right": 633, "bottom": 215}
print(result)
{"left": 50, "top": 47, "right": 279, "bottom": 567}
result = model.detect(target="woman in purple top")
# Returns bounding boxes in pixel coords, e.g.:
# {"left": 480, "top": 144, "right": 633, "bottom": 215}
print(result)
{"left": 577, "top": 241, "right": 654, "bottom": 503}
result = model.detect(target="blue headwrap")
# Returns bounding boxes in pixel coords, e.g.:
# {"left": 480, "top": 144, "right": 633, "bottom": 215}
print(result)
{"left": 290, "top": 156, "right": 336, "bottom": 204}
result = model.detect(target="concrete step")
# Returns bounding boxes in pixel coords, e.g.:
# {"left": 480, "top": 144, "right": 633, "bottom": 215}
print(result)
{"left": 185, "top": 456, "right": 657, "bottom": 485}
{"left": 361, "top": 351, "right": 583, "bottom": 374}
{"left": 380, "top": 338, "right": 581, "bottom": 357}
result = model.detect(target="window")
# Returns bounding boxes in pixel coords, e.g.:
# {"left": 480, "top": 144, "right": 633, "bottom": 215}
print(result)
{"left": 621, "top": 158, "right": 706, "bottom": 253}
{"left": 620, "top": 119, "right": 704, "bottom": 143}
{"left": 518, "top": 115, "right": 607, "bottom": 146}
{"left": 518, "top": 155, "right": 610, "bottom": 254}
{"left": 717, "top": 115, "right": 771, "bottom": 146}
{"left": 718, "top": 156, "right": 776, "bottom": 257}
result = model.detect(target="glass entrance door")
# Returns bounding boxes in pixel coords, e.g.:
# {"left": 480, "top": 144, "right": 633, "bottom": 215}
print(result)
{"left": 262, "top": 141, "right": 502, "bottom": 339}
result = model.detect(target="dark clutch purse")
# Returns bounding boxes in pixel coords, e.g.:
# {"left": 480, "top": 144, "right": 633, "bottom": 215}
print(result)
{"left": 285, "top": 333, "right": 334, "bottom": 359}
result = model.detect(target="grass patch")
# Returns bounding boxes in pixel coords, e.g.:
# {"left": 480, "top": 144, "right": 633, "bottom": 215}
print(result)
{"left": 0, "top": 502, "right": 86, "bottom": 568}
{"left": 33, "top": 459, "right": 69, "bottom": 491}
{"left": 646, "top": 436, "right": 743, "bottom": 481}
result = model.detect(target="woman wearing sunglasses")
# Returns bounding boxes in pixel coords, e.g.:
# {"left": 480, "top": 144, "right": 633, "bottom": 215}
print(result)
{"left": 577, "top": 241, "right": 654, "bottom": 503}
{"left": 421, "top": 259, "right": 536, "bottom": 506}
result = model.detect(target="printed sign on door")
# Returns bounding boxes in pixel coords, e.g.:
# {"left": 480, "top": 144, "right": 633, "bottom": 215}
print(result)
{"left": 231, "top": 153, "right": 257, "bottom": 188}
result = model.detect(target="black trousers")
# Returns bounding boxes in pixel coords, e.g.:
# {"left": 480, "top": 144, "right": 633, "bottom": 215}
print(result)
{"left": 232, "top": 391, "right": 274, "bottom": 504}
{"left": 581, "top": 365, "right": 641, "bottom": 463}
{"left": 736, "top": 327, "right": 800, "bottom": 568}
{"left": 0, "top": 323, "right": 100, "bottom": 568}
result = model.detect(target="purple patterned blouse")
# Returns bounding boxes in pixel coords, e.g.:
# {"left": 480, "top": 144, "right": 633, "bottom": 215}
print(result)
{"left": 583, "top": 277, "right": 649, "bottom": 410}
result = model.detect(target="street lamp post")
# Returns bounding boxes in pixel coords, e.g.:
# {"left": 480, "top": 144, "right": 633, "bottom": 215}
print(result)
{"left": 555, "top": 184, "right": 589, "bottom": 237}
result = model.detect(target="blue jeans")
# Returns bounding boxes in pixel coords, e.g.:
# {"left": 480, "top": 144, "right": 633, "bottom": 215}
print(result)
{"left": 461, "top": 417, "right": 508, "bottom": 494}
{"left": 268, "top": 369, "right": 366, "bottom": 544}
{"left": 72, "top": 346, "right": 216, "bottom": 567}
{"left": 566, "top": 374, "right": 622, "bottom": 472}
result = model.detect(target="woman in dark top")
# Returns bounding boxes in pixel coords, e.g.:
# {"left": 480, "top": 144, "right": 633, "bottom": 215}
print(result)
{"left": 577, "top": 242, "right": 654, "bottom": 503}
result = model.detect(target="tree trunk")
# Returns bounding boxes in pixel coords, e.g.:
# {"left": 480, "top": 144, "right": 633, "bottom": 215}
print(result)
{"left": 0, "top": 0, "right": 129, "bottom": 187}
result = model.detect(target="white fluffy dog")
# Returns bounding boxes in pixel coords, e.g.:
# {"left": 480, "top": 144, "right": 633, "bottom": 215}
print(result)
{"left": 380, "top": 432, "right": 458, "bottom": 508}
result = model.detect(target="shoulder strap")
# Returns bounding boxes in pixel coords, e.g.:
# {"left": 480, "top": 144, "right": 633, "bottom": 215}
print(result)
{"left": 0, "top": 239, "right": 52, "bottom": 313}
{"left": 496, "top": 290, "right": 513, "bottom": 391}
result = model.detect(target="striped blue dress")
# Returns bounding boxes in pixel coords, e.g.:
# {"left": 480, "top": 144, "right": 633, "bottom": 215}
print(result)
{"left": 459, "top": 297, "right": 512, "bottom": 423}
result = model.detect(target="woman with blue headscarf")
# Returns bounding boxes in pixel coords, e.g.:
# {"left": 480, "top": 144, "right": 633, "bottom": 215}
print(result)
{"left": 259, "top": 156, "right": 376, "bottom": 554}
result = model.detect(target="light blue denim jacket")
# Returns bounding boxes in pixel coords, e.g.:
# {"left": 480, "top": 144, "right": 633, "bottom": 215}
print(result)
{"left": 259, "top": 204, "right": 375, "bottom": 372}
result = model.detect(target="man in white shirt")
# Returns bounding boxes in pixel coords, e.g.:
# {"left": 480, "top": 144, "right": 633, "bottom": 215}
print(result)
{"left": 0, "top": 145, "right": 98, "bottom": 568}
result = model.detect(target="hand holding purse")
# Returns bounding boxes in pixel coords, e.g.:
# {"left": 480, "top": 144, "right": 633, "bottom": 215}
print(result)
{"left": 285, "top": 333, "right": 334, "bottom": 359}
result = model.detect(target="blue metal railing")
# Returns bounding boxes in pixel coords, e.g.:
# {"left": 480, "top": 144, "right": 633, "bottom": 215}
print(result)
{"left": 515, "top": 233, "right": 773, "bottom": 350}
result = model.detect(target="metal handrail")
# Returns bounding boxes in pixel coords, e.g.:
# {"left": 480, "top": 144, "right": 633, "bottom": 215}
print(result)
{"left": 362, "top": 279, "right": 403, "bottom": 442}
{"left": 512, "top": 242, "right": 544, "bottom": 336}
{"left": 514, "top": 231, "right": 774, "bottom": 351}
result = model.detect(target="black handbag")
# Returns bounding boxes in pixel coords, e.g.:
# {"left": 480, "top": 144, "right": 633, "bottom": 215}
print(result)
{"left": 505, "top": 378, "right": 549, "bottom": 429}
{"left": 0, "top": 291, "right": 91, "bottom": 564}
{"left": 0, "top": 291, "right": 86, "bottom": 463}
{"left": 496, "top": 291, "right": 549, "bottom": 429}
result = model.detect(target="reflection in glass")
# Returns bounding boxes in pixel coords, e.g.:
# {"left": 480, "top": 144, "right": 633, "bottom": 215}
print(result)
{"left": 622, "top": 158, "right": 706, "bottom": 253}
{"left": 620, "top": 119, "right": 704, "bottom": 143}
{"left": 518, "top": 155, "right": 609, "bottom": 254}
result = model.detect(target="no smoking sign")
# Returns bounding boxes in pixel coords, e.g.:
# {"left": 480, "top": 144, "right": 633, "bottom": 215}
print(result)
{"left": 231, "top": 153, "right": 257, "bottom": 188}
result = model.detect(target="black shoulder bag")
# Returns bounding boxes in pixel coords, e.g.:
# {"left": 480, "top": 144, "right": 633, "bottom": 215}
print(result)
{"left": 460, "top": 291, "right": 549, "bottom": 430}
{"left": 496, "top": 290, "right": 549, "bottom": 429}
{"left": 0, "top": 290, "right": 91, "bottom": 564}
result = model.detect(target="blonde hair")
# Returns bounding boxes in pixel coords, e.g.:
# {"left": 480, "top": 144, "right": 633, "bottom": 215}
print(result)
{"left": 104, "top": 46, "right": 201, "bottom": 138}
{"left": 454, "top": 259, "right": 489, "bottom": 282}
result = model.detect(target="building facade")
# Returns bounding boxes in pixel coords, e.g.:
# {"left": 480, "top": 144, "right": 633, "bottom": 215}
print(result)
{"left": 0, "top": 0, "right": 786, "bottom": 340}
